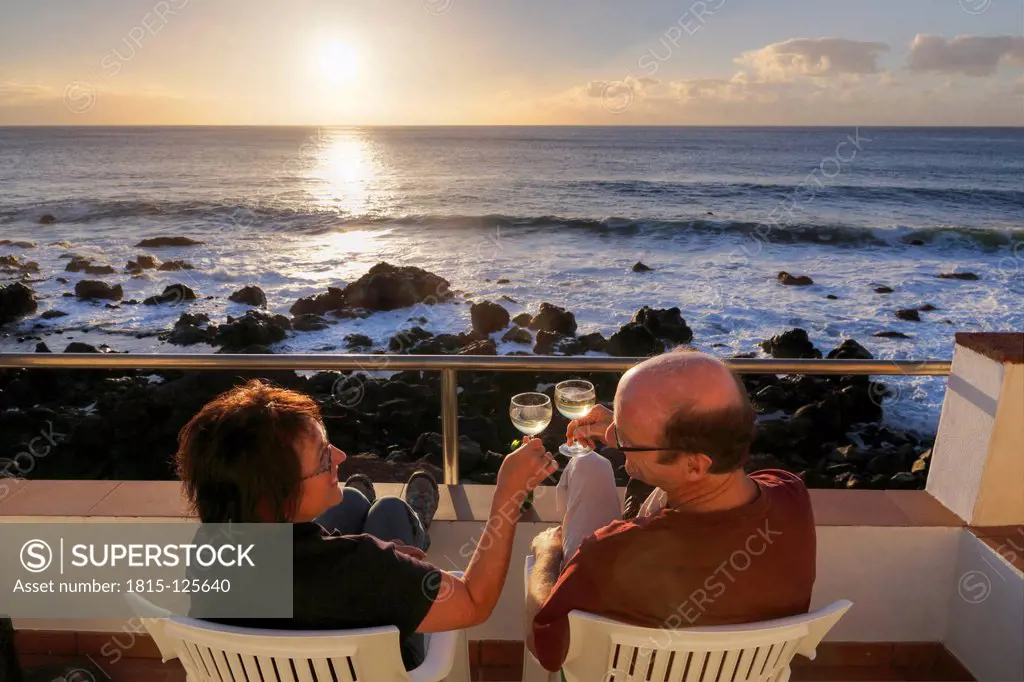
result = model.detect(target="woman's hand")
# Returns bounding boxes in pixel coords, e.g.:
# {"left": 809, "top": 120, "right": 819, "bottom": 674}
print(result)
{"left": 497, "top": 436, "right": 558, "bottom": 495}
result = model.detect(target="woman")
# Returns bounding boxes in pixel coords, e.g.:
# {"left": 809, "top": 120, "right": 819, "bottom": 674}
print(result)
{"left": 177, "top": 379, "right": 555, "bottom": 670}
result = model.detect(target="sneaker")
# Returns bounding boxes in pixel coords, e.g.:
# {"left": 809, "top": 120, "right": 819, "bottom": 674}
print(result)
{"left": 404, "top": 469, "right": 439, "bottom": 533}
{"left": 344, "top": 473, "right": 376, "bottom": 505}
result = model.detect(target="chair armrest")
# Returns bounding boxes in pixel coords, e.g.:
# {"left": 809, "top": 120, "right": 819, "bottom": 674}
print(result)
{"left": 408, "top": 570, "right": 467, "bottom": 682}
{"left": 408, "top": 630, "right": 458, "bottom": 682}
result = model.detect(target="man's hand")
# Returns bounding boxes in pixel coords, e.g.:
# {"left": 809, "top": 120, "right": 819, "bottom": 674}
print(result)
{"left": 566, "top": 403, "right": 614, "bottom": 449}
{"left": 531, "top": 527, "right": 563, "bottom": 560}
{"left": 497, "top": 436, "right": 558, "bottom": 496}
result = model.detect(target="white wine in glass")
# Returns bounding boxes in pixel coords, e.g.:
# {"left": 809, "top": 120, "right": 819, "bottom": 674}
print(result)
{"left": 556, "top": 379, "right": 596, "bottom": 456}
{"left": 510, "top": 392, "right": 552, "bottom": 436}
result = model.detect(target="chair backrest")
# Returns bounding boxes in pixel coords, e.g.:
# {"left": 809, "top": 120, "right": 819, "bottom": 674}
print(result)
{"left": 562, "top": 600, "right": 852, "bottom": 682}
{"left": 124, "top": 591, "right": 178, "bottom": 663}
{"left": 160, "top": 616, "right": 411, "bottom": 682}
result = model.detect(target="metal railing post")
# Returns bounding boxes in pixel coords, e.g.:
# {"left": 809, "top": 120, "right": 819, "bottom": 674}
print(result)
{"left": 441, "top": 368, "right": 459, "bottom": 485}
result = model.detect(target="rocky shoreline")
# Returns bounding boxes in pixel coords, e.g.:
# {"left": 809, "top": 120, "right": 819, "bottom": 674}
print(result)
{"left": 1, "top": 254, "right": 935, "bottom": 490}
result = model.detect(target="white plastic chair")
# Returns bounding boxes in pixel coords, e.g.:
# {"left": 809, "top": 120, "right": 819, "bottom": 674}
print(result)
{"left": 127, "top": 590, "right": 470, "bottom": 682}
{"left": 523, "top": 555, "right": 852, "bottom": 682}
{"left": 160, "top": 617, "right": 470, "bottom": 682}
{"left": 125, "top": 591, "right": 178, "bottom": 664}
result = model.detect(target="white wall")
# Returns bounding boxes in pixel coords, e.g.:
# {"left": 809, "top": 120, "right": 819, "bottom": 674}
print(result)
{"left": 944, "top": 532, "right": 1024, "bottom": 682}
{"left": 12, "top": 522, "right": 966, "bottom": 644}
{"left": 975, "top": 363, "right": 1024, "bottom": 525}
{"left": 927, "top": 345, "right": 1005, "bottom": 523}
{"left": 812, "top": 527, "right": 960, "bottom": 642}
{"left": 432, "top": 522, "right": 963, "bottom": 642}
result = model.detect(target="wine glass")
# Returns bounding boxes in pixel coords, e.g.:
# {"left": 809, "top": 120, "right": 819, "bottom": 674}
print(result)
{"left": 510, "top": 392, "right": 553, "bottom": 437}
{"left": 555, "top": 379, "right": 597, "bottom": 457}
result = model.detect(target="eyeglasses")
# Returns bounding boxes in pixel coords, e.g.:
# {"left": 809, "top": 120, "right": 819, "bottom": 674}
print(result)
{"left": 301, "top": 433, "right": 334, "bottom": 481}
{"left": 612, "top": 422, "right": 681, "bottom": 454}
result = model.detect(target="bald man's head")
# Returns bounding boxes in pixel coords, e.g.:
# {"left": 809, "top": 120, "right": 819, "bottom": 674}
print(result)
{"left": 614, "top": 350, "right": 755, "bottom": 473}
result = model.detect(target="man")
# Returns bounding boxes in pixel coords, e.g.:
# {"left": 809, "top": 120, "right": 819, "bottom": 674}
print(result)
{"left": 526, "top": 351, "right": 816, "bottom": 672}
{"left": 177, "top": 379, "right": 557, "bottom": 670}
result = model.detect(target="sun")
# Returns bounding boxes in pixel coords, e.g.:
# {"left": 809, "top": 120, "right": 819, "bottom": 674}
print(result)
{"left": 315, "top": 39, "right": 360, "bottom": 86}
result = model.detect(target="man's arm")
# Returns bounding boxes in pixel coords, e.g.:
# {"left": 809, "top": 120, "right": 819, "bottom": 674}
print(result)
{"left": 417, "top": 437, "right": 556, "bottom": 633}
{"left": 525, "top": 528, "right": 563, "bottom": 657}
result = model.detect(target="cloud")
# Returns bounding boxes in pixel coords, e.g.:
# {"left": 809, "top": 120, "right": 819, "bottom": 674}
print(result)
{"left": 585, "top": 76, "right": 657, "bottom": 99}
{"left": 736, "top": 38, "right": 889, "bottom": 80}
{"left": 907, "top": 34, "right": 1024, "bottom": 76}
{"left": 669, "top": 74, "right": 791, "bottom": 104}
{"left": 0, "top": 82, "right": 53, "bottom": 105}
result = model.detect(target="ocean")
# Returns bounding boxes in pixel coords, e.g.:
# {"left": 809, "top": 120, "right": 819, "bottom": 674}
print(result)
{"left": 1, "top": 126, "right": 1022, "bottom": 433}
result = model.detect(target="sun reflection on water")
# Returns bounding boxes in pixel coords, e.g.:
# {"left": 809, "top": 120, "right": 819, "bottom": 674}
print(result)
{"left": 308, "top": 129, "right": 378, "bottom": 216}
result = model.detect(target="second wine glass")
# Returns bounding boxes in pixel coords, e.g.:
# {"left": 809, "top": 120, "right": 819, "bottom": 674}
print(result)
{"left": 555, "top": 379, "right": 596, "bottom": 457}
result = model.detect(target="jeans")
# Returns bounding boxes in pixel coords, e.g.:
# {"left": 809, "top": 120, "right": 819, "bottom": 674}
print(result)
{"left": 316, "top": 489, "right": 430, "bottom": 550}
{"left": 315, "top": 489, "right": 430, "bottom": 667}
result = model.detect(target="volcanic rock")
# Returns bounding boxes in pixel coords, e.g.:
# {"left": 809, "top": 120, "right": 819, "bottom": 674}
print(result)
{"left": 157, "top": 260, "right": 194, "bottom": 271}
{"left": 470, "top": 300, "right": 510, "bottom": 335}
{"left": 343, "top": 262, "right": 453, "bottom": 311}
{"left": 0, "top": 255, "right": 40, "bottom": 275}
{"left": 35, "top": 342, "right": 51, "bottom": 352}
{"left": 458, "top": 339, "right": 498, "bottom": 355}
{"left": 126, "top": 255, "right": 160, "bottom": 273}
{"left": 937, "top": 272, "right": 979, "bottom": 281}
{"left": 292, "top": 314, "right": 330, "bottom": 332}
{"left": 143, "top": 284, "right": 197, "bottom": 305}
{"left": 38, "top": 214, "right": 57, "bottom": 224}
{"left": 0, "top": 282, "right": 38, "bottom": 324}
{"left": 578, "top": 332, "right": 607, "bottom": 353}
{"left": 760, "top": 328, "right": 821, "bottom": 359}
{"left": 229, "top": 285, "right": 267, "bottom": 308}
{"left": 65, "top": 257, "right": 115, "bottom": 275}
{"left": 631, "top": 306, "right": 693, "bottom": 344}
{"left": 919, "top": 303, "right": 937, "bottom": 312}
{"left": 501, "top": 326, "right": 532, "bottom": 344}
{"left": 895, "top": 309, "right": 921, "bottom": 322}
{"left": 874, "top": 331, "right": 911, "bottom": 339}
{"left": 290, "top": 287, "right": 345, "bottom": 316}
{"left": 632, "top": 262, "right": 652, "bottom": 272}
{"left": 777, "top": 271, "right": 813, "bottom": 286}
{"left": 215, "top": 310, "right": 290, "bottom": 349}
{"left": 166, "top": 313, "right": 217, "bottom": 346}
{"left": 534, "top": 330, "right": 565, "bottom": 354}
{"left": 389, "top": 326, "right": 433, "bottom": 352}
{"left": 40, "top": 310, "right": 68, "bottom": 319}
{"left": 607, "top": 322, "right": 664, "bottom": 357}
{"left": 874, "top": 286, "right": 893, "bottom": 294}
{"left": 495, "top": 278, "right": 510, "bottom": 284}
{"left": 75, "top": 280, "right": 123, "bottom": 301}
{"left": 527, "top": 302, "right": 577, "bottom": 336}
{"left": 64, "top": 342, "right": 101, "bottom": 353}
{"left": 512, "top": 312, "right": 532, "bottom": 327}
{"left": 135, "top": 237, "right": 204, "bottom": 247}
{"left": 826, "top": 339, "right": 872, "bottom": 360}
{"left": 344, "top": 333, "right": 373, "bottom": 350}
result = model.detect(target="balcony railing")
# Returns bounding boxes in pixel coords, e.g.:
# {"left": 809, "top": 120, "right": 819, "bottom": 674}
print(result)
{"left": 0, "top": 353, "right": 952, "bottom": 485}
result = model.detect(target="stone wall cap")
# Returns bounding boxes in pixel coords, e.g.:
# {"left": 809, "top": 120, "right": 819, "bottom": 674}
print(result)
{"left": 955, "top": 332, "right": 1024, "bottom": 364}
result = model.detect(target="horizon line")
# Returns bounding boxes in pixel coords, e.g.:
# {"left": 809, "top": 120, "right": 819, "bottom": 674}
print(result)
{"left": 1, "top": 123, "right": 1022, "bottom": 129}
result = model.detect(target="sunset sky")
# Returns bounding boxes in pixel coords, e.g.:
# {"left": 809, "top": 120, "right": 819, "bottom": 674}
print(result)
{"left": 0, "top": 0, "right": 1022, "bottom": 125}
